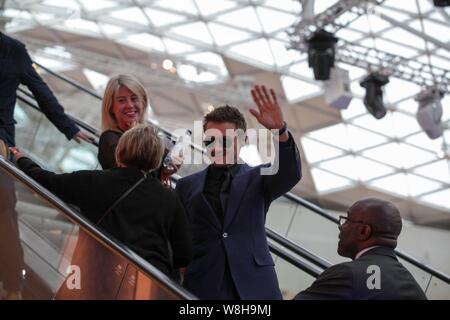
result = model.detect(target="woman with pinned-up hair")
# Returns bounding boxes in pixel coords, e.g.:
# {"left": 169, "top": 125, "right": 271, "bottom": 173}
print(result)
{"left": 13, "top": 124, "right": 192, "bottom": 279}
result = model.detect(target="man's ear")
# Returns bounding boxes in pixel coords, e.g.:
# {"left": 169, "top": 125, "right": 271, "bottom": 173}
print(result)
{"left": 359, "top": 224, "right": 372, "bottom": 241}
{"left": 236, "top": 133, "right": 248, "bottom": 146}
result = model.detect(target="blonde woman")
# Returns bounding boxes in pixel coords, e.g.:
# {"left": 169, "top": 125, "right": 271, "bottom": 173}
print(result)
{"left": 13, "top": 124, "right": 192, "bottom": 277}
{"left": 98, "top": 74, "right": 150, "bottom": 169}
{"left": 98, "top": 75, "right": 183, "bottom": 181}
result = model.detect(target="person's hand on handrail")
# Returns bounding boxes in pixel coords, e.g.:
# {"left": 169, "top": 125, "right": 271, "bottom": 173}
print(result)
{"left": 72, "top": 130, "right": 96, "bottom": 144}
{"left": 8, "top": 147, "right": 26, "bottom": 160}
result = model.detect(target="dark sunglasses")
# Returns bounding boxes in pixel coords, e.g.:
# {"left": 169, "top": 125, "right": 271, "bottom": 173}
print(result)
{"left": 202, "top": 136, "right": 234, "bottom": 149}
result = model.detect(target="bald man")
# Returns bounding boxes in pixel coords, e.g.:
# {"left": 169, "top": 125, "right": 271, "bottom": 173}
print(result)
{"left": 294, "top": 198, "right": 427, "bottom": 300}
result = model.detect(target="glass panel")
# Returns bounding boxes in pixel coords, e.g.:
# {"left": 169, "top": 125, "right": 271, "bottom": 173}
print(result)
{"left": 396, "top": 259, "right": 450, "bottom": 299}
{"left": 420, "top": 189, "right": 450, "bottom": 211}
{"left": 216, "top": 7, "right": 263, "bottom": 33}
{"left": 109, "top": 7, "right": 149, "bottom": 25}
{"left": 0, "top": 165, "right": 183, "bottom": 300}
{"left": 426, "top": 276, "right": 450, "bottom": 300}
{"left": 281, "top": 203, "right": 346, "bottom": 265}
{"left": 208, "top": 22, "right": 251, "bottom": 46}
{"left": 230, "top": 39, "right": 275, "bottom": 66}
{"left": 144, "top": 8, "right": 186, "bottom": 27}
{"left": 256, "top": 7, "right": 297, "bottom": 34}
{"left": 194, "top": 0, "right": 237, "bottom": 16}
{"left": 273, "top": 253, "right": 317, "bottom": 300}
{"left": 266, "top": 197, "right": 298, "bottom": 236}
{"left": 14, "top": 98, "right": 99, "bottom": 173}
{"left": 397, "top": 258, "right": 432, "bottom": 293}
{"left": 24, "top": 67, "right": 104, "bottom": 129}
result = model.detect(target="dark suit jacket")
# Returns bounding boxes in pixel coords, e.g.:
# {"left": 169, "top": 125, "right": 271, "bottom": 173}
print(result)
{"left": 98, "top": 130, "right": 123, "bottom": 170}
{"left": 295, "top": 246, "right": 427, "bottom": 300}
{"left": 176, "top": 133, "right": 302, "bottom": 299}
{"left": 0, "top": 33, "right": 79, "bottom": 146}
{"left": 18, "top": 157, "right": 192, "bottom": 275}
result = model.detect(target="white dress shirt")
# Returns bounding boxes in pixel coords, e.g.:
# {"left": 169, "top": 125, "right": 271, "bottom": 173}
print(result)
{"left": 354, "top": 246, "right": 381, "bottom": 260}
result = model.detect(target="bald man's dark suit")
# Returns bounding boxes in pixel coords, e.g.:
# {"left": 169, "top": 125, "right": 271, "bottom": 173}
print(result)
{"left": 295, "top": 246, "right": 427, "bottom": 300}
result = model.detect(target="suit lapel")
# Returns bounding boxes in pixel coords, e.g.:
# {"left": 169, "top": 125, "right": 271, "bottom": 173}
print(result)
{"left": 188, "top": 168, "right": 222, "bottom": 231}
{"left": 223, "top": 164, "right": 251, "bottom": 230}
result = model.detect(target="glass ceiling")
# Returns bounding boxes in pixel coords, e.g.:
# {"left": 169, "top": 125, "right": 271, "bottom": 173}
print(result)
{"left": 2, "top": 0, "right": 450, "bottom": 211}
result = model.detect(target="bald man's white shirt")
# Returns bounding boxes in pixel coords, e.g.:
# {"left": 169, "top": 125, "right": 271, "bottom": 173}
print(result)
{"left": 354, "top": 246, "right": 381, "bottom": 260}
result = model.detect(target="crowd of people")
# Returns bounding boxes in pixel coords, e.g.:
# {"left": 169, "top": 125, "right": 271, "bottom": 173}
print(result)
{"left": 0, "top": 32, "right": 427, "bottom": 300}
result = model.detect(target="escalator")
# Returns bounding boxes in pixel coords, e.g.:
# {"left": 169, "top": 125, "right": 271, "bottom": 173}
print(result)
{"left": 0, "top": 156, "right": 195, "bottom": 300}
{"left": 5, "top": 61, "right": 450, "bottom": 299}
{"left": 4, "top": 92, "right": 323, "bottom": 298}
{"left": 2, "top": 91, "right": 327, "bottom": 300}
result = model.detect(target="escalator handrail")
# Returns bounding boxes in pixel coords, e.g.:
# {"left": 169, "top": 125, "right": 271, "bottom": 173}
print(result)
{"left": 268, "top": 241, "right": 322, "bottom": 279}
{"left": 17, "top": 89, "right": 100, "bottom": 139}
{"left": 284, "top": 192, "right": 340, "bottom": 224}
{"left": 28, "top": 62, "right": 450, "bottom": 285}
{"left": 34, "top": 61, "right": 103, "bottom": 101}
{"left": 0, "top": 157, "right": 196, "bottom": 300}
{"left": 266, "top": 228, "right": 332, "bottom": 270}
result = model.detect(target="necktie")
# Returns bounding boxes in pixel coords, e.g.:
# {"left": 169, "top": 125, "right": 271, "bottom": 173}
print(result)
{"left": 220, "top": 169, "right": 232, "bottom": 219}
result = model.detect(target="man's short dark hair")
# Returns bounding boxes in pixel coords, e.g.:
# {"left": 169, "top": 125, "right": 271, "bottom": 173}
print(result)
{"left": 203, "top": 105, "right": 247, "bottom": 132}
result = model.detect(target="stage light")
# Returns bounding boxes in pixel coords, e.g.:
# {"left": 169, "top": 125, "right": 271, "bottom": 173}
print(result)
{"left": 433, "top": 0, "right": 450, "bottom": 7}
{"left": 359, "top": 72, "right": 389, "bottom": 119}
{"left": 415, "top": 87, "right": 444, "bottom": 139}
{"left": 306, "top": 29, "right": 338, "bottom": 81}
{"left": 323, "top": 67, "right": 353, "bottom": 110}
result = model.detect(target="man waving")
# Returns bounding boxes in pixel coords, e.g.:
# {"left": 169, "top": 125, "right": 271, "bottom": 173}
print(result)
{"left": 176, "top": 85, "right": 302, "bottom": 300}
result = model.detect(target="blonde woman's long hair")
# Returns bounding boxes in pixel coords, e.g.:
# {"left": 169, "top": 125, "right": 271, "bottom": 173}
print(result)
{"left": 101, "top": 74, "right": 149, "bottom": 132}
